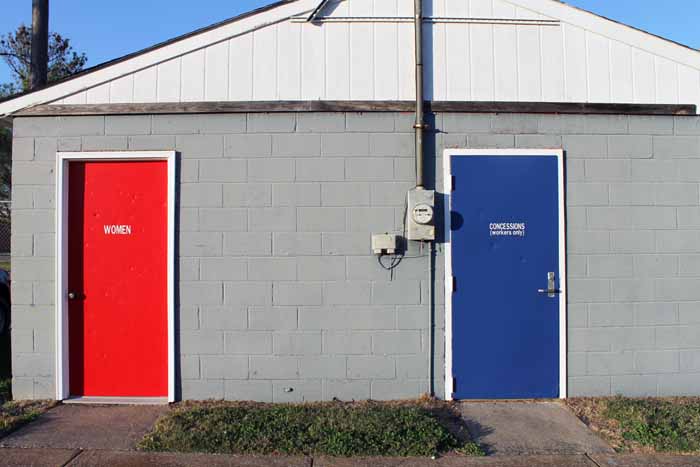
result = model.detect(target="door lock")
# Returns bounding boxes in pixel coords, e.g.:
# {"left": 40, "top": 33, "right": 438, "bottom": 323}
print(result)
{"left": 68, "top": 292, "right": 77, "bottom": 300}
{"left": 537, "top": 272, "right": 561, "bottom": 298}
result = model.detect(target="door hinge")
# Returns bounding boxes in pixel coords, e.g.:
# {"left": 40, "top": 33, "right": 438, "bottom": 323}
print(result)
{"left": 451, "top": 175, "right": 456, "bottom": 192}
{"left": 453, "top": 377, "right": 457, "bottom": 394}
{"left": 452, "top": 276, "right": 457, "bottom": 292}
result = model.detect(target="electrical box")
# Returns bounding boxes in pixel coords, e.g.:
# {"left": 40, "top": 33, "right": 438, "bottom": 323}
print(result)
{"left": 405, "top": 188, "right": 435, "bottom": 241}
{"left": 372, "top": 234, "right": 398, "bottom": 255}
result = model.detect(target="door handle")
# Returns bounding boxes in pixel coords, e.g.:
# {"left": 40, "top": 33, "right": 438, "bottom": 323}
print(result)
{"left": 68, "top": 292, "right": 78, "bottom": 300}
{"left": 537, "top": 272, "right": 561, "bottom": 298}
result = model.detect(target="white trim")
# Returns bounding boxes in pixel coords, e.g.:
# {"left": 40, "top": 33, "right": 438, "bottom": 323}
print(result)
{"left": 55, "top": 151, "right": 177, "bottom": 403}
{"left": 0, "top": 0, "right": 321, "bottom": 116}
{"left": 443, "top": 148, "right": 567, "bottom": 400}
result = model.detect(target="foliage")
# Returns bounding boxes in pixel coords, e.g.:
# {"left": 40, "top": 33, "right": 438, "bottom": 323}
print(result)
{"left": 139, "top": 401, "right": 483, "bottom": 457}
{"left": 0, "top": 24, "right": 87, "bottom": 93}
{"left": 603, "top": 397, "right": 700, "bottom": 453}
{"left": 0, "top": 379, "right": 10, "bottom": 404}
{"left": 0, "top": 379, "right": 54, "bottom": 439}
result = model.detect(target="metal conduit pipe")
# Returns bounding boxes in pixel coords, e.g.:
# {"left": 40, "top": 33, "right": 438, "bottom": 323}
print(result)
{"left": 414, "top": 0, "right": 425, "bottom": 189}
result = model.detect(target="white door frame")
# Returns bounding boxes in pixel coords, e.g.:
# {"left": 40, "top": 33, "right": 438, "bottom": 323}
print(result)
{"left": 443, "top": 148, "right": 567, "bottom": 400}
{"left": 55, "top": 151, "right": 176, "bottom": 402}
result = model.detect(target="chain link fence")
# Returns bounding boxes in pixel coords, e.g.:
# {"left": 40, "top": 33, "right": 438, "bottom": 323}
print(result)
{"left": 0, "top": 201, "right": 10, "bottom": 259}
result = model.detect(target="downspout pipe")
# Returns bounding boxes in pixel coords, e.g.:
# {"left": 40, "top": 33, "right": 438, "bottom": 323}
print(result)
{"left": 414, "top": 0, "right": 425, "bottom": 189}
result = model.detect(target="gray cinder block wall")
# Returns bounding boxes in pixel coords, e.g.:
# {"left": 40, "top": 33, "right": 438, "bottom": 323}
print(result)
{"left": 9, "top": 111, "right": 700, "bottom": 400}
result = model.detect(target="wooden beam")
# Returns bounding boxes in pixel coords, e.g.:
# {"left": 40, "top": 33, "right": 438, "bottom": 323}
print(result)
{"left": 14, "top": 100, "right": 696, "bottom": 117}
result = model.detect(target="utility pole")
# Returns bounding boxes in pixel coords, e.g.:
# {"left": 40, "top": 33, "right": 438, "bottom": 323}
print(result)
{"left": 30, "top": 0, "right": 49, "bottom": 90}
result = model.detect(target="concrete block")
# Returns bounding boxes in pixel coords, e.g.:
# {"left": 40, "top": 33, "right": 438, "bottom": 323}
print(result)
{"left": 180, "top": 183, "right": 221, "bottom": 208}
{"left": 180, "top": 330, "right": 223, "bottom": 354}
{"left": 224, "top": 282, "right": 272, "bottom": 305}
{"left": 224, "top": 134, "right": 272, "bottom": 157}
{"left": 653, "top": 136, "right": 700, "bottom": 158}
{"left": 296, "top": 158, "right": 344, "bottom": 182}
{"left": 610, "top": 184, "right": 656, "bottom": 205}
{"left": 323, "top": 331, "right": 372, "bottom": 355}
{"left": 630, "top": 160, "right": 676, "bottom": 181}
{"left": 585, "top": 160, "right": 630, "bottom": 181}
{"left": 176, "top": 135, "right": 224, "bottom": 158}
{"left": 442, "top": 113, "right": 492, "bottom": 132}
{"left": 299, "top": 307, "right": 395, "bottom": 331}
{"left": 296, "top": 113, "right": 345, "bottom": 133}
{"left": 32, "top": 187, "right": 54, "bottom": 209}
{"left": 200, "top": 306, "right": 247, "bottom": 330}
{"left": 247, "top": 113, "right": 295, "bottom": 133}
{"left": 467, "top": 134, "right": 515, "bottom": 149}
{"left": 322, "top": 232, "right": 369, "bottom": 256}
{"left": 588, "top": 255, "right": 633, "bottom": 278}
{"left": 225, "top": 381, "right": 273, "bottom": 401}
{"left": 491, "top": 114, "right": 539, "bottom": 134}
{"left": 678, "top": 303, "right": 700, "bottom": 324}
{"left": 611, "top": 279, "right": 655, "bottom": 302}
{"left": 347, "top": 256, "right": 392, "bottom": 281}
{"left": 272, "top": 183, "right": 320, "bottom": 207}
{"left": 249, "top": 208, "right": 296, "bottom": 232}
{"left": 274, "top": 332, "right": 322, "bottom": 355}
{"left": 372, "top": 281, "right": 421, "bottom": 305}
{"left": 587, "top": 351, "right": 635, "bottom": 376}
{"left": 180, "top": 356, "right": 200, "bottom": 380}
{"left": 347, "top": 356, "right": 395, "bottom": 379}
{"left": 13, "top": 162, "right": 55, "bottom": 186}
{"left": 655, "top": 183, "right": 699, "bottom": 205}
{"left": 12, "top": 138, "right": 34, "bottom": 161}
{"left": 372, "top": 331, "right": 421, "bottom": 355}
{"left": 370, "top": 133, "right": 414, "bottom": 157}
{"left": 11, "top": 235, "right": 33, "bottom": 257}
{"left": 371, "top": 380, "right": 426, "bottom": 400}
{"left": 56, "top": 116, "right": 105, "bottom": 136}
{"left": 11, "top": 281, "right": 32, "bottom": 305}
{"left": 677, "top": 208, "right": 700, "bottom": 228}
{"left": 567, "top": 279, "right": 610, "bottom": 303}
{"left": 658, "top": 374, "right": 700, "bottom": 396}
{"left": 345, "top": 158, "right": 393, "bottom": 181}
{"left": 394, "top": 158, "right": 415, "bottom": 181}
{"left": 223, "top": 183, "right": 271, "bottom": 207}
{"left": 324, "top": 380, "right": 370, "bottom": 401}
{"left": 224, "top": 232, "right": 272, "bottom": 256}
{"left": 568, "top": 183, "right": 609, "bottom": 206}
{"left": 248, "top": 159, "right": 295, "bottom": 182}
{"left": 537, "top": 114, "right": 586, "bottom": 134}
{"left": 635, "top": 351, "right": 679, "bottom": 373}
{"left": 105, "top": 115, "right": 151, "bottom": 135}
{"left": 656, "top": 325, "right": 700, "bottom": 348}
{"left": 249, "top": 306, "right": 298, "bottom": 330}
{"left": 180, "top": 282, "right": 223, "bottom": 306}
{"left": 13, "top": 117, "right": 58, "bottom": 138}
{"left": 607, "top": 135, "right": 652, "bottom": 158}
{"left": 370, "top": 182, "right": 412, "bottom": 207}
{"left": 34, "top": 137, "right": 57, "bottom": 160}
{"left": 583, "top": 115, "right": 628, "bottom": 134}
{"left": 153, "top": 115, "right": 208, "bottom": 134}
{"left": 566, "top": 160, "right": 585, "bottom": 183}
{"left": 33, "top": 282, "right": 54, "bottom": 305}
{"left": 179, "top": 306, "right": 199, "bottom": 330}
{"left": 128, "top": 135, "right": 176, "bottom": 151}
{"left": 634, "top": 255, "right": 678, "bottom": 277}
{"left": 181, "top": 380, "right": 224, "bottom": 400}
{"left": 657, "top": 231, "right": 700, "bottom": 253}
{"left": 199, "top": 208, "right": 248, "bottom": 232}
{"left": 11, "top": 187, "right": 33, "bottom": 209}
{"left": 611, "top": 375, "right": 659, "bottom": 397}
{"left": 321, "top": 182, "right": 371, "bottom": 206}
{"left": 515, "top": 134, "right": 562, "bottom": 149}
{"left": 635, "top": 302, "right": 678, "bottom": 326}
{"left": 13, "top": 210, "right": 54, "bottom": 235}
{"left": 200, "top": 258, "right": 247, "bottom": 281}
{"left": 680, "top": 350, "right": 700, "bottom": 371}
{"left": 272, "top": 380, "right": 323, "bottom": 403}
{"left": 346, "top": 113, "right": 394, "bottom": 132}
{"left": 589, "top": 304, "right": 635, "bottom": 327}
{"left": 588, "top": 207, "right": 676, "bottom": 230}
{"left": 397, "top": 306, "right": 428, "bottom": 330}
{"left": 323, "top": 282, "right": 371, "bottom": 305}
{"left": 675, "top": 117, "right": 700, "bottom": 135}
{"left": 347, "top": 207, "right": 396, "bottom": 232}
{"left": 568, "top": 353, "right": 587, "bottom": 377}
{"left": 626, "top": 115, "right": 673, "bottom": 135}
{"left": 11, "top": 258, "right": 53, "bottom": 281}
{"left": 567, "top": 255, "right": 587, "bottom": 278}
{"left": 568, "top": 376, "right": 611, "bottom": 397}
{"left": 274, "top": 283, "right": 322, "bottom": 306}
{"left": 248, "top": 257, "right": 297, "bottom": 281}
{"left": 199, "top": 160, "right": 247, "bottom": 182}
{"left": 250, "top": 356, "right": 300, "bottom": 379}
{"left": 299, "top": 356, "right": 346, "bottom": 379}
{"left": 195, "top": 114, "right": 247, "bottom": 134}
{"left": 273, "top": 233, "right": 321, "bottom": 256}
{"left": 321, "top": 134, "right": 370, "bottom": 157}
{"left": 272, "top": 134, "right": 321, "bottom": 156}
{"left": 297, "top": 207, "right": 346, "bottom": 232}
{"left": 611, "top": 231, "right": 654, "bottom": 253}
{"left": 224, "top": 331, "right": 272, "bottom": 354}
{"left": 11, "top": 329, "right": 34, "bottom": 354}
{"left": 297, "top": 256, "right": 345, "bottom": 281}
{"left": 201, "top": 355, "right": 248, "bottom": 379}
{"left": 180, "top": 232, "right": 223, "bottom": 257}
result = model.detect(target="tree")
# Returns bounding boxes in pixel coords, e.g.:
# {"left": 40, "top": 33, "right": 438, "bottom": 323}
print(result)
{"left": 0, "top": 24, "right": 87, "bottom": 94}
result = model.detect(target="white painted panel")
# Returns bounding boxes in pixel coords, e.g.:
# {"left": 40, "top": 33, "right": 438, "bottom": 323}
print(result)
{"left": 426, "top": 0, "right": 446, "bottom": 17}
{"left": 586, "top": 32, "right": 610, "bottom": 102}
{"left": 470, "top": 24, "right": 495, "bottom": 100}
{"left": 229, "top": 34, "right": 253, "bottom": 101}
{"left": 445, "top": 23, "right": 470, "bottom": 101}
{"left": 540, "top": 25, "right": 564, "bottom": 102}
{"left": 181, "top": 49, "right": 205, "bottom": 102}
{"left": 656, "top": 57, "right": 679, "bottom": 104}
{"left": 445, "top": 0, "right": 469, "bottom": 17}
{"left": 277, "top": 21, "right": 302, "bottom": 100}
{"left": 157, "top": 58, "right": 181, "bottom": 102}
{"left": 86, "top": 82, "right": 110, "bottom": 104}
{"left": 563, "top": 24, "right": 587, "bottom": 102}
{"left": 517, "top": 25, "right": 542, "bottom": 101}
{"left": 374, "top": 0, "right": 397, "bottom": 16}
{"left": 397, "top": 0, "right": 413, "bottom": 16}
{"left": 301, "top": 21, "right": 325, "bottom": 99}
{"left": 349, "top": 0, "right": 373, "bottom": 16}
{"left": 493, "top": 24, "right": 518, "bottom": 101}
{"left": 326, "top": 22, "right": 350, "bottom": 100}
{"left": 350, "top": 23, "right": 374, "bottom": 99}
{"left": 429, "top": 22, "right": 448, "bottom": 100}
{"left": 253, "top": 25, "right": 278, "bottom": 100}
{"left": 516, "top": 6, "right": 544, "bottom": 20}
{"left": 109, "top": 75, "right": 134, "bottom": 103}
{"left": 470, "top": 0, "right": 493, "bottom": 17}
{"left": 397, "top": 22, "right": 416, "bottom": 100}
{"left": 678, "top": 65, "right": 700, "bottom": 108}
{"left": 133, "top": 67, "right": 157, "bottom": 103}
{"left": 375, "top": 23, "right": 399, "bottom": 100}
{"left": 205, "top": 41, "right": 229, "bottom": 101}
{"left": 632, "top": 48, "right": 656, "bottom": 103}
{"left": 62, "top": 91, "right": 87, "bottom": 105}
{"left": 492, "top": 0, "right": 516, "bottom": 18}
{"left": 610, "top": 41, "right": 633, "bottom": 103}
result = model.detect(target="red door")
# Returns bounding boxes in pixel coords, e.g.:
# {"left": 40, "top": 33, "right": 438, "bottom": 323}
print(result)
{"left": 68, "top": 160, "right": 168, "bottom": 398}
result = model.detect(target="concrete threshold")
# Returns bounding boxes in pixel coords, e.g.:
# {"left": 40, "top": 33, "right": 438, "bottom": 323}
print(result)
{"left": 62, "top": 396, "right": 169, "bottom": 406}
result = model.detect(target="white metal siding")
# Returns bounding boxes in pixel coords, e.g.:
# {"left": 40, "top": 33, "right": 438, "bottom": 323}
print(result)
{"left": 51, "top": 0, "right": 700, "bottom": 108}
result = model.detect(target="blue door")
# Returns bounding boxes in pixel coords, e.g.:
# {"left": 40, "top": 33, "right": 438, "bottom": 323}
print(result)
{"left": 450, "top": 154, "right": 563, "bottom": 399}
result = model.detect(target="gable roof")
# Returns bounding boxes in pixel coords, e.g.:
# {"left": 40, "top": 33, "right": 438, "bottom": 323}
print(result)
{"left": 0, "top": 0, "right": 698, "bottom": 116}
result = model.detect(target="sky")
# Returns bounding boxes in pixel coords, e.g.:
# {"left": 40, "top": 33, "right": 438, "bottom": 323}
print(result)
{"left": 0, "top": 0, "right": 698, "bottom": 86}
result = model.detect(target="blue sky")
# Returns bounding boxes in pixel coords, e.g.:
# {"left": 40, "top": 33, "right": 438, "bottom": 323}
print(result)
{"left": 0, "top": 0, "right": 698, "bottom": 86}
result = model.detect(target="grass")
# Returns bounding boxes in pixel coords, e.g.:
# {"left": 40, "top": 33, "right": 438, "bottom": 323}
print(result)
{"left": 139, "top": 399, "right": 484, "bottom": 458}
{"left": 568, "top": 397, "right": 700, "bottom": 454}
{"left": 0, "top": 378, "right": 54, "bottom": 440}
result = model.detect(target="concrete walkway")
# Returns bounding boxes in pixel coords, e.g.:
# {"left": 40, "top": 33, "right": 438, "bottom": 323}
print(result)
{"left": 458, "top": 401, "right": 614, "bottom": 456}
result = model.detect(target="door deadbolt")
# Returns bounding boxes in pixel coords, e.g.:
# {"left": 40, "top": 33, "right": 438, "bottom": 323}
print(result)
{"left": 537, "top": 272, "right": 561, "bottom": 298}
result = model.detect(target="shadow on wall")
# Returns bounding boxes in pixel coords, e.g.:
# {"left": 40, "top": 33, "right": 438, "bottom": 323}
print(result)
{"left": 0, "top": 331, "right": 10, "bottom": 380}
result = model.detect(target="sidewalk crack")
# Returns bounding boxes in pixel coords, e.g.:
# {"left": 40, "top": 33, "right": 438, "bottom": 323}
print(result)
{"left": 60, "top": 448, "right": 84, "bottom": 467}
{"left": 585, "top": 452, "right": 603, "bottom": 467}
